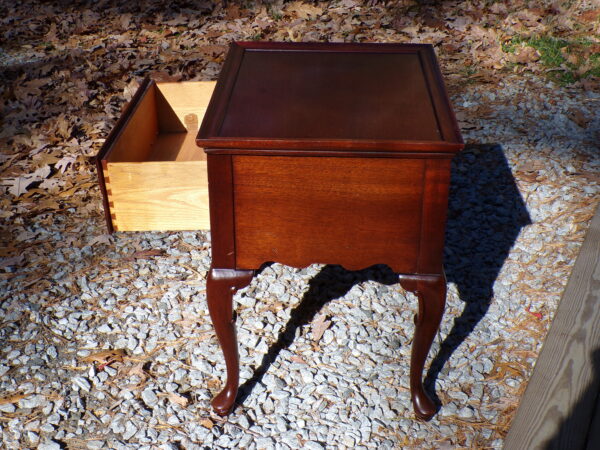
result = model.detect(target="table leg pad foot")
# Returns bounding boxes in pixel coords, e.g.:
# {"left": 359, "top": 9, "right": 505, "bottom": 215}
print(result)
{"left": 412, "top": 389, "right": 436, "bottom": 421}
{"left": 211, "top": 389, "right": 237, "bottom": 416}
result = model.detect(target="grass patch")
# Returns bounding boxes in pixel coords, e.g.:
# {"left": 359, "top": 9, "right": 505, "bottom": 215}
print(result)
{"left": 503, "top": 35, "right": 600, "bottom": 85}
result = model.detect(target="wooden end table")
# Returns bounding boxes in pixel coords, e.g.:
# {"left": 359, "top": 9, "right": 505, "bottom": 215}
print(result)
{"left": 196, "top": 42, "right": 463, "bottom": 421}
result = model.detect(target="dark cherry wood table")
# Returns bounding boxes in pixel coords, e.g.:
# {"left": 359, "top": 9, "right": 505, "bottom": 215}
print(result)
{"left": 196, "top": 41, "right": 463, "bottom": 421}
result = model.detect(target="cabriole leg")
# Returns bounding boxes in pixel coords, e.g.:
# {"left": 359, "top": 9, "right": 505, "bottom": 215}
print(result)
{"left": 399, "top": 273, "right": 446, "bottom": 421}
{"left": 206, "top": 268, "right": 254, "bottom": 415}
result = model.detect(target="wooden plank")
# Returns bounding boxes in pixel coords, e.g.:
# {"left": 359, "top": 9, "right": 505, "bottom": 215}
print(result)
{"left": 147, "top": 131, "right": 206, "bottom": 162}
{"left": 156, "top": 81, "right": 216, "bottom": 131}
{"left": 107, "top": 83, "right": 158, "bottom": 163}
{"left": 504, "top": 205, "right": 600, "bottom": 449}
{"left": 107, "top": 161, "right": 210, "bottom": 231}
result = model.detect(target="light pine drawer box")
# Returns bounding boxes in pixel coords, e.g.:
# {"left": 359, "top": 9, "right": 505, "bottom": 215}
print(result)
{"left": 96, "top": 79, "right": 215, "bottom": 232}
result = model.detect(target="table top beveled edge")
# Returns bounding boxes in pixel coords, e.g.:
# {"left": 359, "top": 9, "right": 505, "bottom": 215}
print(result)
{"left": 197, "top": 41, "right": 464, "bottom": 154}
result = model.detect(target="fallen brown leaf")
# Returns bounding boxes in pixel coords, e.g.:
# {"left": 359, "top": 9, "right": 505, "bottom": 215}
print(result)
{"left": 88, "top": 234, "right": 113, "bottom": 247}
{"left": 168, "top": 392, "right": 189, "bottom": 408}
{"left": 286, "top": 1, "right": 323, "bottom": 19}
{"left": 568, "top": 108, "right": 589, "bottom": 128}
{"left": 200, "top": 418, "right": 214, "bottom": 429}
{"left": 124, "top": 249, "right": 164, "bottom": 261}
{"left": 513, "top": 46, "right": 540, "bottom": 64}
{"left": 311, "top": 313, "right": 331, "bottom": 342}
{"left": 0, "top": 393, "right": 28, "bottom": 405}
{"left": 579, "top": 8, "right": 600, "bottom": 23}
{"left": 206, "top": 378, "right": 221, "bottom": 391}
{"left": 80, "top": 349, "right": 126, "bottom": 369}
{"left": 128, "top": 362, "right": 148, "bottom": 381}
{"left": 290, "top": 355, "right": 308, "bottom": 364}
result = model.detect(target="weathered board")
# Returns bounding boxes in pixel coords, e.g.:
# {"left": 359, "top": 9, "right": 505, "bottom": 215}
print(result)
{"left": 504, "top": 204, "right": 600, "bottom": 449}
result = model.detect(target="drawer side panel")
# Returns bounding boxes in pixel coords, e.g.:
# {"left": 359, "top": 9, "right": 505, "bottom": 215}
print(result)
{"left": 233, "top": 156, "right": 424, "bottom": 272}
{"left": 107, "top": 161, "right": 209, "bottom": 231}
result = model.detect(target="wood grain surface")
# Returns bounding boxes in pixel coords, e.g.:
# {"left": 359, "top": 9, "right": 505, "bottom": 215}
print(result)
{"left": 504, "top": 205, "right": 600, "bottom": 449}
{"left": 197, "top": 42, "right": 464, "bottom": 420}
{"left": 106, "top": 81, "right": 158, "bottom": 163}
{"left": 233, "top": 155, "right": 424, "bottom": 272}
{"left": 98, "top": 80, "right": 216, "bottom": 232}
{"left": 106, "top": 161, "right": 209, "bottom": 231}
{"left": 198, "top": 42, "right": 463, "bottom": 153}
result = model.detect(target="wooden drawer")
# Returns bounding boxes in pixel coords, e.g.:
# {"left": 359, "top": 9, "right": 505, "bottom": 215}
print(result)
{"left": 96, "top": 79, "right": 215, "bottom": 232}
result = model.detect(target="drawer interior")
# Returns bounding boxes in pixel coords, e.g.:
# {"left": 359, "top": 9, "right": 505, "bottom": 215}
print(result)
{"left": 98, "top": 80, "right": 216, "bottom": 232}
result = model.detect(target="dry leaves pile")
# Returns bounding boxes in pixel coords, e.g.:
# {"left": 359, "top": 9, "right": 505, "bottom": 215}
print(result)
{"left": 1, "top": 1, "right": 598, "bottom": 214}
{"left": 0, "top": 0, "right": 599, "bottom": 448}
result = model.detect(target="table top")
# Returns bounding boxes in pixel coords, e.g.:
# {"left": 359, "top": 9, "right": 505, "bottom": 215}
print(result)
{"left": 197, "top": 42, "right": 463, "bottom": 154}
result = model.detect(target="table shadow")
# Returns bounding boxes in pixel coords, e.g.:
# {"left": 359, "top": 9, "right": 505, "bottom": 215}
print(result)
{"left": 237, "top": 263, "right": 399, "bottom": 405}
{"left": 237, "top": 143, "right": 531, "bottom": 413}
{"left": 425, "top": 143, "right": 531, "bottom": 405}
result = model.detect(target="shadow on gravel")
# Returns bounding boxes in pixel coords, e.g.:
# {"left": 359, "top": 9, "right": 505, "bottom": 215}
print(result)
{"left": 425, "top": 143, "right": 532, "bottom": 404}
{"left": 238, "top": 143, "right": 531, "bottom": 414}
{"left": 237, "top": 264, "right": 399, "bottom": 405}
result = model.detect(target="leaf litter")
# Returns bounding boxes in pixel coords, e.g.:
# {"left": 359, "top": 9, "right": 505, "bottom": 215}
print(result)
{"left": 0, "top": 0, "right": 599, "bottom": 448}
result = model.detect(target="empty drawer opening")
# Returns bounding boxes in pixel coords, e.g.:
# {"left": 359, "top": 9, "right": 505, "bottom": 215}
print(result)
{"left": 106, "top": 81, "right": 215, "bottom": 164}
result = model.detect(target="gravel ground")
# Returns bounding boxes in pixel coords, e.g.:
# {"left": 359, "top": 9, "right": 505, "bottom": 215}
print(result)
{"left": 1, "top": 2, "right": 600, "bottom": 449}
{"left": 1, "top": 74, "right": 598, "bottom": 449}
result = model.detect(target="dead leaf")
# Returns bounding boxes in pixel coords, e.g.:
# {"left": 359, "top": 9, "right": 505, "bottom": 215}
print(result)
{"left": 39, "top": 177, "right": 63, "bottom": 191}
{"left": 517, "top": 172, "right": 540, "bottom": 183}
{"left": 311, "top": 313, "right": 331, "bottom": 342}
{"left": 55, "top": 114, "right": 71, "bottom": 139}
{"left": 120, "top": 13, "right": 132, "bottom": 30}
{"left": 290, "top": 355, "right": 308, "bottom": 364}
{"left": 226, "top": 4, "right": 241, "bottom": 20}
{"left": 164, "top": 14, "right": 192, "bottom": 27}
{"left": 18, "top": 78, "right": 50, "bottom": 99}
{"left": 580, "top": 77, "right": 600, "bottom": 91}
{"left": 580, "top": 171, "right": 600, "bottom": 184}
{"left": 576, "top": 60, "right": 595, "bottom": 76}
{"left": 124, "top": 249, "right": 164, "bottom": 261}
{"left": 45, "top": 22, "right": 59, "bottom": 43}
{"left": 579, "top": 9, "right": 600, "bottom": 23}
{"left": 123, "top": 79, "right": 140, "bottom": 101}
{"left": 476, "top": 105, "right": 495, "bottom": 118}
{"left": 0, "top": 255, "right": 25, "bottom": 270}
{"left": 583, "top": 45, "right": 600, "bottom": 59}
{"left": 286, "top": 1, "right": 323, "bottom": 20}
{"left": 168, "top": 392, "right": 189, "bottom": 408}
{"left": 513, "top": 46, "right": 540, "bottom": 64}
{"left": 35, "top": 199, "right": 61, "bottom": 211}
{"left": 32, "top": 152, "right": 60, "bottom": 168}
{"left": 88, "top": 234, "right": 113, "bottom": 247}
{"left": 127, "top": 362, "right": 149, "bottom": 383}
{"left": 3, "top": 166, "right": 51, "bottom": 196}
{"left": 487, "top": 397, "right": 517, "bottom": 409}
{"left": 80, "top": 349, "right": 126, "bottom": 369}
{"left": 0, "top": 393, "right": 28, "bottom": 405}
{"left": 568, "top": 108, "right": 589, "bottom": 128}
{"left": 149, "top": 71, "right": 183, "bottom": 82}
{"left": 199, "top": 418, "right": 214, "bottom": 429}
{"left": 206, "top": 378, "right": 221, "bottom": 391}
{"left": 55, "top": 155, "right": 77, "bottom": 173}
{"left": 195, "top": 44, "right": 228, "bottom": 58}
